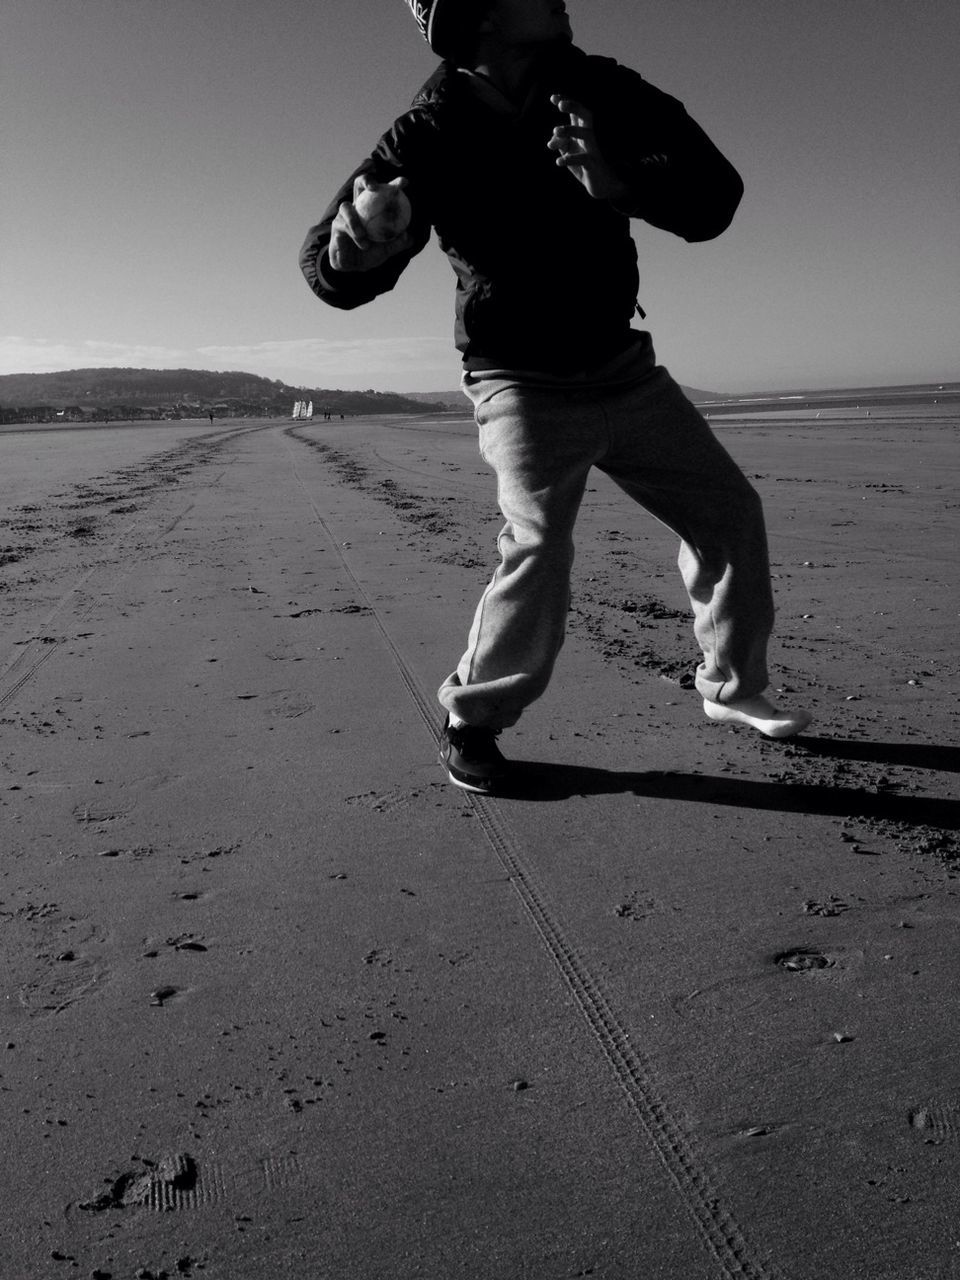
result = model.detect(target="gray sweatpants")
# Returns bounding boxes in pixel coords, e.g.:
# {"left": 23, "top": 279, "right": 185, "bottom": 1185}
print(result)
{"left": 438, "top": 335, "right": 775, "bottom": 729}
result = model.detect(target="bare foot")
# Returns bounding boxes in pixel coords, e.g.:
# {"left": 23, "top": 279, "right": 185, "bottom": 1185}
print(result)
{"left": 703, "top": 695, "right": 812, "bottom": 739}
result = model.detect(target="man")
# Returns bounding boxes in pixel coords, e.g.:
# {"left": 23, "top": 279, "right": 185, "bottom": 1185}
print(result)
{"left": 300, "top": 0, "right": 811, "bottom": 793}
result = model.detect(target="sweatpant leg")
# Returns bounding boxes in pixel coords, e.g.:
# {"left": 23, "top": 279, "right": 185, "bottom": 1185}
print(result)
{"left": 438, "top": 384, "right": 603, "bottom": 728}
{"left": 598, "top": 369, "right": 775, "bottom": 704}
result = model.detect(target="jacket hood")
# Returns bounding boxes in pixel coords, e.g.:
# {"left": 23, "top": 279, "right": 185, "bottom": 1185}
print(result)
{"left": 410, "top": 43, "right": 588, "bottom": 109}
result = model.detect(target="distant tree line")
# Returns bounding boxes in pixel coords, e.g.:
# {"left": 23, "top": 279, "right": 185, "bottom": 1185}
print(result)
{"left": 0, "top": 367, "right": 435, "bottom": 424}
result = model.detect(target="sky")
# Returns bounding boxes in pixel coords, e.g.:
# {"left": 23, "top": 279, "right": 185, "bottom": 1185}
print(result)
{"left": 2, "top": 0, "right": 958, "bottom": 395}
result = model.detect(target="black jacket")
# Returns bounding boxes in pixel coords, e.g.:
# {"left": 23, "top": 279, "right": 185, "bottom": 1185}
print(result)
{"left": 300, "top": 44, "right": 743, "bottom": 373}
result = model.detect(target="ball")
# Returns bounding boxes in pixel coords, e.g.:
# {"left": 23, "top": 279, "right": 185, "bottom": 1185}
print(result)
{"left": 354, "top": 180, "right": 412, "bottom": 243}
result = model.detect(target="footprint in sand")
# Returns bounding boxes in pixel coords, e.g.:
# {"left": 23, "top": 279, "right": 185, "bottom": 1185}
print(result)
{"left": 775, "top": 946, "right": 833, "bottom": 972}
{"left": 266, "top": 692, "right": 315, "bottom": 719}
{"left": 908, "top": 1102, "right": 960, "bottom": 1144}
{"left": 19, "top": 960, "right": 107, "bottom": 1017}
{"left": 802, "top": 896, "right": 850, "bottom": 917}
{"left": 78, "top": 1153, "right": 198, "bottom": 1212}
{"left": 72, "top": 800, "right": 129, "bottom": 826}
{"left": 346, "top": 785, "right": 441, "bottom": 814}
{"left": 8, "top": 907, "right": 109, "bottom": 1017}
{"left": 18, "top": 938, "right": 109, "bottom": 1016}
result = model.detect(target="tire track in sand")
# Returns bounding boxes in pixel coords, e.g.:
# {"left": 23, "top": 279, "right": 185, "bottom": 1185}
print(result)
{"left": 284, "top": 426, "right": 782, "bottom": 1280}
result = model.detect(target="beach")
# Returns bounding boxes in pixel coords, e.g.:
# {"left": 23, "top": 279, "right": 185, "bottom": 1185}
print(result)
{"left": 1, "top": 401, "right": 958, "bottom": 1279}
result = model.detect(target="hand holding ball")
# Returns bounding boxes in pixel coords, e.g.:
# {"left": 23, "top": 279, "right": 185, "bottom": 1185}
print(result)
{"left": 329, "top": 173, "right": 413, "bottom": 272}
{"left": 353, "top": 175, "right": 412, "bottom": 243}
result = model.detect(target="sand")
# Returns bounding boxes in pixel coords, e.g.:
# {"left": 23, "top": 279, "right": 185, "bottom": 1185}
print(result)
{"left": 0, "top": 404, "right": 957, "bottom": 1279}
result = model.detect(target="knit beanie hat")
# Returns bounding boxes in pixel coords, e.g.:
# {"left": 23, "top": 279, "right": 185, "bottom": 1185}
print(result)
{"left": 405, "top": 0, "right": 487, "bottom": 58}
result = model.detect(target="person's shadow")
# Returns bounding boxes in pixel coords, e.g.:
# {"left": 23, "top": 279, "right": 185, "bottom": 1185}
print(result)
{"left": 497, "top": 735, "right": 959, "bottom": 830}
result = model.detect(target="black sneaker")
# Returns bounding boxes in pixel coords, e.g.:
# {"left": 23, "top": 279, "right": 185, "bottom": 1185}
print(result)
{"left": 439, "top": 715, "right": 509, "bottom": 793}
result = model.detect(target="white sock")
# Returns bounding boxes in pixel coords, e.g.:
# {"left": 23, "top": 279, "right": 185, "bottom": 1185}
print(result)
{"left": 448, "top": 713, "right": 468, "bottom": 729}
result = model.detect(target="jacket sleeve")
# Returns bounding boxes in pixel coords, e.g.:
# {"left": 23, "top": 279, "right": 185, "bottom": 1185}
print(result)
{"left": 299, "top": 114, "right": 433, "bottom": 310}
{"left": 594, "top": 64, "right": 744, "bottom": 243}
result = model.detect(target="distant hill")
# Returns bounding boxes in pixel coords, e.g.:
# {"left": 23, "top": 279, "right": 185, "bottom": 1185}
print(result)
{"left": 0, "top": 367, "right": 434, "bottom": 423}
{"left": 404, "top": 391, "right": 466, "bottom": 409}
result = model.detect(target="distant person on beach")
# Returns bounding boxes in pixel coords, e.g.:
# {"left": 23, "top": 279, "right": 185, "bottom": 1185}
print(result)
{"left": 300, "top": 0, "right": 811, "bottom": 793}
